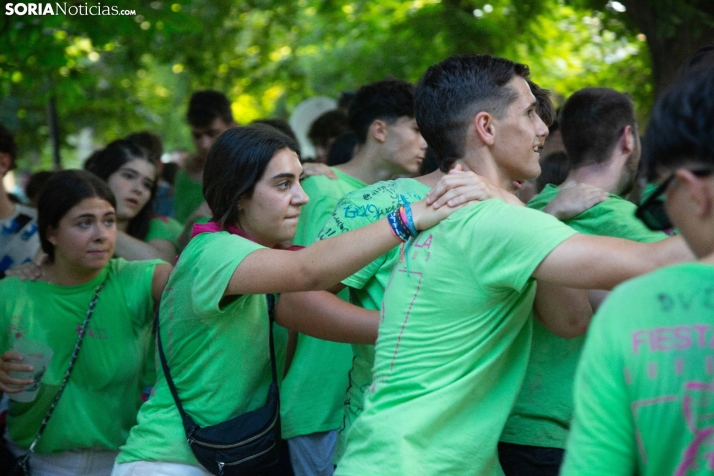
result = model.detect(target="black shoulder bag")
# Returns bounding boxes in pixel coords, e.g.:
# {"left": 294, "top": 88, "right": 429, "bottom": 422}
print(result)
{"left": 156, "top": 294, "right": 281, "bottom": 476}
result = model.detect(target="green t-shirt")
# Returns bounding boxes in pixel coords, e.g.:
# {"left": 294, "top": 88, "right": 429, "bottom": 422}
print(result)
{"left": 145, "top": 216, "right": 183, "bottom": 248}
{"left": 0, "top": 258, "right": 159, "bottom": 454}
{"left": 561, "top": 263, "right": 714, "bottom": 476}
{"left": 173, "top": 168, "right": 204, "bottom": 224}
{"left": 280, "top": 168, "right": 368, "bottom": 439}
{"left": 317, "top": 177, "right": 430, "bottom": 462}
{"left": 336, "top": 200, "right": 577, "bottom": 476}
{"left": 117, "top": 232, "right": 288, "bottom": 466}
{"left": 500, "top": 184, "right": 668, "bottom": 449}
{"left": 639, "top": 181, "right": 658, "bottom": 205}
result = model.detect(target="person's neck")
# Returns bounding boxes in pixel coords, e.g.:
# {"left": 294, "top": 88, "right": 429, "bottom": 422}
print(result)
{"left": 335, "top": 144, "right": 402, "bottom": 185}
{"left": 563, "top": 159, "right": 623, "bottom": 196}
{"left": 116, "top": 219, "right": 129, "bottom": 233}
{"left": 415, "top": 169, "right": 445, "bottom": 188}
{"left": 0, "top": 187, "right": 15, "bottom": 220}
{"left": 41, "top": 261, "right": 103, "bottom": 286}
{"left": 457, "top": 150, "right": 514, "bottom": 192}
{"left": 185, "top": 154, "right": 206, "bottom": 181}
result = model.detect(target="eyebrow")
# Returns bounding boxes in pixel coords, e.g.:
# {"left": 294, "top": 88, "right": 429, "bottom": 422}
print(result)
{"left": 120, "top": 165, "right": 155, "bottom": 182}
{"left": 525, "top": 100, "right": 537, "bottom": 110}
{"left": 271, "top": 173, "right": 298, "bottom": 180}
{"left": 72, "top": 210, "right": 116, "bottom": 220}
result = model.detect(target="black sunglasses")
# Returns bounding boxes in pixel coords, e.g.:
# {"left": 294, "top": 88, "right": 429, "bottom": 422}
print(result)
{"left": 635, "top": 169, "right": 712, "bottom": 231}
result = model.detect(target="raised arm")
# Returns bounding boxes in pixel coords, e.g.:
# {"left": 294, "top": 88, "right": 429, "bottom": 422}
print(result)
{"left": 114, "top": 230, "right": 176, "bottom": 263}
{"left": 533, "top": 234, "right": 693, "bottom": 290}
{"left": 276, "top": 291, "right": 379, "bottom": 344}
{"left": 226, "top": 188, "right": 470, "bottom": 296}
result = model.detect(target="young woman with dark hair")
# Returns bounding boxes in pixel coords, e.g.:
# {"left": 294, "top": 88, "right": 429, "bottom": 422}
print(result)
{"left": 0, "top": 169, "right": 171, "bottom": 476}
{"left": 112, "top": 123, "right": 472, "bottom": 475}
{"left": 85, "top": 139, "right": 181, "bottom": 263}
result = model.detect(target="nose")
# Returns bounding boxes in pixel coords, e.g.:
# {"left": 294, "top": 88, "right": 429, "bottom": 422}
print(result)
{"left": 93, "top": 221, "right": 111, "bottom": 242}
{"left": 292, "top": 182, "right": 310, "bottom": 206}
{"left": 535, "top": 115, "right": 549, "bottom": 140}
{"left": 199, "top": 135, "right": 213, "bottom": 154}
{"left": 418, "top": 134, "right": 428, "bottom": 150}
{"left": 131, "top": 179, "right": 144, "bottom": 195}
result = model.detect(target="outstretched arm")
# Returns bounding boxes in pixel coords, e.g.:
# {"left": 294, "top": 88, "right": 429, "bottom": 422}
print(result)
{"left": 226, "top": 172, "right": 481, "bottom": 296}
{"left": 276, "top": 291, "right": 379, "bottom": 344}
{"left": 114, "top": 231, "right": 177, "bottom": 263}
{"left": 227, "top": 208, "right": 410, "bottom": 296}
{"left": 533, "top": 234, "right": 693, "bottom": 290}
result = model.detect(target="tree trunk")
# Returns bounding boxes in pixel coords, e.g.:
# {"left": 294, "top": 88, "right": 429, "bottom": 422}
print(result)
{"left": 622, "top": 0, "right": 714, "bottom": 98}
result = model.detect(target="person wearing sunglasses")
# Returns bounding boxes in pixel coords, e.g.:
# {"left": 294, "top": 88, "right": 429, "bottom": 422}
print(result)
{"left": 562, "top": 64, "right": 714, "bottom": 476}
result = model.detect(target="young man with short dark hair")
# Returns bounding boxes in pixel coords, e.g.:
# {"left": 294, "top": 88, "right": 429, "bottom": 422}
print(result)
{"left": 280, "top": 78, "right": 427, "bottom": 476}
{"left": 174, "top": 90, "right": 237, "bottom": 223}
{"left": 304, "top": 77, "right": 596, "bottom": 467}
{"left": 336, "top": 54, "right": 692, "bottom": 475}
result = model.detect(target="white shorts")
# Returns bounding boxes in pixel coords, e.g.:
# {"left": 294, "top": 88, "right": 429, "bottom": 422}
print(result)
{"left": 6, "top": 438, "right": 117, "bottom": 476}
{"left": 111, "top": 460, "right": 213, "bottom": 476}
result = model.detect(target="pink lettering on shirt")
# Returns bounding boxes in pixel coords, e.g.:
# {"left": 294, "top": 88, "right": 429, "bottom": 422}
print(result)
{"left": 647, "top": 362, "right": 658, "bottom": 379}
{"left": 695, "top": 325, "right": 711, "bottom": 348}
{"left": 413, "top": 234, "right": 432, "bottom": 249}
{"left": 676, "top": 358, "right": 684, "bottom": 375}
{"left": 631, "top": 324, "right": 712, "bottom": 354}
{"left": 632, "top": 330, "right": 647, "bottom": 355}
{"left": 675, "top": 326, "right": 693, "bottom": 350}
{"left": 676, "top": 382, "right": 714, "bottom": 475}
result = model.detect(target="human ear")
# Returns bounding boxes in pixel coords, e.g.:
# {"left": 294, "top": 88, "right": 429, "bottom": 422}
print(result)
{"left": 473, "top": 112, "right": 495, "bottom": 146}
{"left": 675, "top": 169, "right": 713, "bottom": 219}
{"left": 46, "top": 225, "right": 58, "bottom": 246}
{"left": 370, "top": 120, "right": 388, "bottom": 144}
{"left": 621, "top": 125, "right": 635, "bottom": 154}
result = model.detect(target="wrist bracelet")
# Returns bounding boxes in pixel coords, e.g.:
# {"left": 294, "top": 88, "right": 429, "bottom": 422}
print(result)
{"left": 402, "top": 201, "right": 419, "bottom": 236}
{"left": 387, "top": 208, "right": 411, "bottom": 242}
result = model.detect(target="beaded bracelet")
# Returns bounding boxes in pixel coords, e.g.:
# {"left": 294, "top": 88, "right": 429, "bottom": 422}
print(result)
{"left": 387, "top": 207, "right": 411, "bottom": 242}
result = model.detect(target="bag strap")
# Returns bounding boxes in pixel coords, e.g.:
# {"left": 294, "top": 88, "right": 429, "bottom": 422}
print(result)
{"left": 156, "top": 293, "right": 278, "bottom": 435}
{"left": 24, "top": 279, "right": 106, "bottom": 454}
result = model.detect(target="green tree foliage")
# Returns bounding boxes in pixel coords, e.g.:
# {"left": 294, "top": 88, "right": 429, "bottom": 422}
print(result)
{"left": 1, "top": 0, "right": 706, "bottom": 170}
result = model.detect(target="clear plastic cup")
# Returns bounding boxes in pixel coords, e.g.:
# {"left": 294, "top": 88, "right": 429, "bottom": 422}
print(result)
{"left": 8, "top": 339, "right": 53, "bottom": 403}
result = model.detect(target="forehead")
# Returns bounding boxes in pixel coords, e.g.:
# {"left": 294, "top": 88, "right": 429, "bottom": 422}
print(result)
{"left": 508, "top": 76, "right": 536, "bottom": 110}
{"left": 191, "top": 117, "right": 232, "bottom": 135}
{"left": 262, "top": 148, "right": 302, "bottom": 177}
{"left": 120, "top": 158, "right": 156, "bottom": 178}
{"left": 63, "top": 197, "right": 115, "bottom": 219}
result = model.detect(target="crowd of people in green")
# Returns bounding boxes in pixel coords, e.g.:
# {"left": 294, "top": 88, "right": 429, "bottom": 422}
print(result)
{"left": 0, "top": 47, "right": 713, "bottom": 476}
